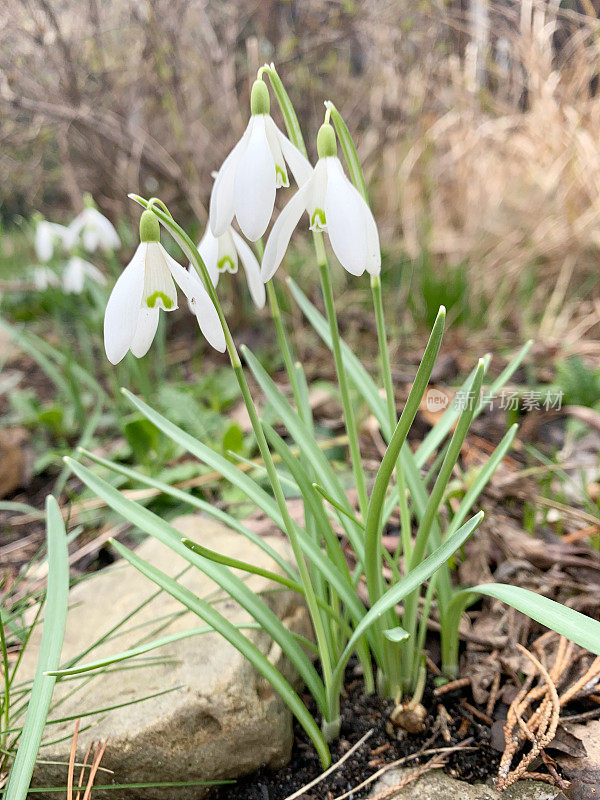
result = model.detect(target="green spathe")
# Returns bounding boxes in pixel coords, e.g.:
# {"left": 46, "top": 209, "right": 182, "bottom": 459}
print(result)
{"left": 139, "top": 210, "right": 160, "bottom": 243}
{"left": 250, "top": 80, "right": 270, "bottom": 116}
{"left": 317, "top": 123, "right": 337, "bottom": 159}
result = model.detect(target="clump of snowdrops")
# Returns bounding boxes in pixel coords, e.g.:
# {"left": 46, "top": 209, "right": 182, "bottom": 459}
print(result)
{"left": 55, "top": 65, "right": 600, "bottom": 766}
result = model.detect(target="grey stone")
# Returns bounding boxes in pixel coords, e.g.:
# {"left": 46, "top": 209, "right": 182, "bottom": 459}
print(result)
{"left": 367, "top": 768, "right": 560, "bottom": 800}
{"left": 21, "top": 516, "right": 310, "bottom": 799}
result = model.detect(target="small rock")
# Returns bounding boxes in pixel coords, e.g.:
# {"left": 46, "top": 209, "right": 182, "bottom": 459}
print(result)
{"left": 20, "top": 517, "right": 310, "bottom": 799}
{"left": 368, "top": 768, "right": 560, "bottom": 800}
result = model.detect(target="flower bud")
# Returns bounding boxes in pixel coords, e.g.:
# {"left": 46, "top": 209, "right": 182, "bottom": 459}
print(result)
{"left": 317, "top": 123, "right": 337, "bottom": 159}
{"left": 139, "top": 210, "right": 160, "bottom": 243}
{"left": 250, "top": 80, "right": 270, "bottom": 116}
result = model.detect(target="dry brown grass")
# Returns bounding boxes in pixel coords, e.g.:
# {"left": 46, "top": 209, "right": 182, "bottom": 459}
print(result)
{"left": 1, "top": 0, "right": 600, "bottom": 331}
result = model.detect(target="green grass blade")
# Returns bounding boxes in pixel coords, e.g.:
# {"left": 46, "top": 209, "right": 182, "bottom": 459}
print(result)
{"left": 46, "top": 624, "right": 261, "bottom": 678}
{"left": 111, "top": 539, "right": 331, "bottom": 768}
{"left": 3, "top": 496, "right": 69, "bottom": 800}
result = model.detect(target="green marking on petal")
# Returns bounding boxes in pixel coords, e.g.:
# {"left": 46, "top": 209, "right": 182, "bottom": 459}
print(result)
{"left": 310, "top": 208, "right": 327, "bottom": 231}
{"left": 217, "top": 256, "right": 237, "bottom": 273}
{"left": 275, "top": 164, "right": 289, "bottom": 188}
{"left": 146, "top": 291, "right": 174, "bottom": 309}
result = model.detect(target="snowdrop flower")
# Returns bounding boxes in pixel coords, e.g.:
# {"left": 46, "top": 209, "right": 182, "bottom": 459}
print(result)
{"left": 196, "top": 225, "right": 265, "bottom": 309}
{"left": 70, "top": 196, "right": 121, "bottom": 253}
{"left": 197, "top": 181, "right": 266, "bottom": 309}
{"left": 63, "top": 256, "right": 107, "bottom": 294}
{"left": 261, "top": 123, "right": 381, "bottom": 281}
{"left": 103, "top": 210, "right": 225, "bottom": 364}
{"left": 32, "top": 266, "right": 60, "bottom": 290}
{"left": 34, "top": 219, "right": 72, "bottom": 262}
{"left": 209, "top": 80, "right": 312, "bottom": 242}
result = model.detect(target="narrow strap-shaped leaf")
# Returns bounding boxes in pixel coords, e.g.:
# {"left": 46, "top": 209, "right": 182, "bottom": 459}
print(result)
{"left": 324, "top": 101, "right": 368, "bottom": 201}
{"left": 364, "top": 307, "right": 446, "bottom": 610}
{"left": 64, "top": 458, "right": 327, "bottom": 715}
{"left": 3, "top": 496, "right": 69, "bottom": 800}
{"left": 110, "top": 539, "right": 331, "bottom": 768}
{"left": 182, "top": 538, "right": 301, "bottom": 593}
{"left": 415, "top": 340, "right": 532, "bottom": 466}
{"left": 312, "top": 483, "right": 365, "bottom": 529}
{"left": 444, "top": 424, "right": 518, "bottom": 540}
{"left": 77, "top": 447, "right": 298, "bottom": 580}
{"left": 328, "top": 513, "right": 484, "bottom": 705}
{"left": 263, "top": 425, "right": 353, "bottom": 577}
{"left": 287, "top": 278, "right": 390, "bottom": 437}
{"left": 122, "top": 388, "right": 288, "bottom": 532}
{"left": 242, "top": 346, "right": 365, "bottom": 558}
{"left": 443, "top": 583, "right": 600, "bottom": 678}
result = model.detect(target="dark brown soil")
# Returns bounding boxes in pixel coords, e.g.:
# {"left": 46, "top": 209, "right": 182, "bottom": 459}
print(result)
{"left": 212, "top": 662, "right": 500, "bottom": 800}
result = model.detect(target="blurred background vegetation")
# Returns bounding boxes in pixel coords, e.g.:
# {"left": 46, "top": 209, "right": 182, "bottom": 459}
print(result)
{"left": 2, "top": 0, "right": 600, "bottom": 337}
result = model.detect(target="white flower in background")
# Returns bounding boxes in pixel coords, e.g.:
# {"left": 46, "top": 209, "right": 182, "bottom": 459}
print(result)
{"left": 103, "top": 210, "right": 225, "bottom": 364}
{"left": 209, "top": 80, "right": 312, "bottom": 242}
{"left": 32, "top": 266, "right": 60, "bottom": 290}
{"left": 63, "top": 256, "right": 107, "bottom": 294}
{"left": 34, "top": 219, "right": 73, "bottom": 262}
{"left": 261, "top": 123, "right": 381, "bottom": 282}
{"left": 70, "top": 196, "right": 121, "bottom": 253}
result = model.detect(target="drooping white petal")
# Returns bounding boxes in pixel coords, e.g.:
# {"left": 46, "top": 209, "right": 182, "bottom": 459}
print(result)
{"left": 34, "top": 222, "right": 55, "bottom": 262}
{"left": 261, "top": 180, "right": 312, "bottom": 282}
{"left": 234, "top": 114, "right": 276, "bottom": 241}
{"left": 268, "top": 117, "right": 313, "bottom": 188}
{"left": 63, "top": 258, "right": 85, "bottom": 293}
{"left": 63, "top": 257, "right": 106, "bottom": 293}
{"left": 197, "top": 227, "right": 220, "bottom": 286}
{"left": 306, "top": 159, "right": 328, "bottom": 232}
{"left": 104, "top": 243, "right": 146, "bottom": 364}
{"left": 364, "top": 202, "right": 381, "bottom": 276}
{"left": 231, "top": 229, "right": 265, "bottom": 309}
{"left": 163, "top": 252, "right": 226, "bottom": 353}
{"left": 82, "top": 227, "right": 100, "bottom": 252}
{"left": 130, "top": 307, "right": 160, "bottom": 358}
{"left": 215, "top": 229, "right": 238, "bottom": 273}
{"left": 209, "top": 120, "right": 253, "bottom": 237}
{"left": 71, "top": 208, "right": 121, "bottom": 253}
{"left": 324, "top": 157, "right": 369, "bottom": 276}
{"left": 142, "top": 242, "right": 178, "bottom": 311}
{"left": 263, "top": 116, "right": 289, "bottom": 188}
{"left": 32, "top": 266, "right": 59, "bottom": 290}
{"left": 88, "top": 208, "right": 121, "bottom": 251}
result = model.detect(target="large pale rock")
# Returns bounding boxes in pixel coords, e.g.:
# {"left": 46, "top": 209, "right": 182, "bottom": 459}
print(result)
{"left": 22, "top": 517, "right": 309, "bottom": 799}
{"left": 367, "top": 769, "right": 560, "bottom": 800}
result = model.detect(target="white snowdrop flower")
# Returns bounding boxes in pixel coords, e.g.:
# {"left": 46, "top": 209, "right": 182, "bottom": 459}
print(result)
{"left": 32, "top": 266, "right": 60, "bottom": 290}
{"left": 261, "top": 123, "right": 381, "bottom": 282}
{"left": 62, "top": 256, "right": 107, "bottom": 294}
{"left": 70, "top": 197, "right": 121, "bottom": 253}
{"left": 196, "top": 182, "right": 266, "bottom": 309}
{"left": 34, "top": 220, "right": 72, "bottom": 262}
{"left": 103, "top": 210, "right": 225, "bottom": 365}
{"left": 209, "top": 80, "right": 313, "bottom": 242}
